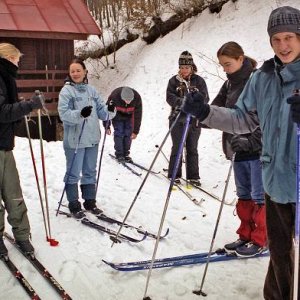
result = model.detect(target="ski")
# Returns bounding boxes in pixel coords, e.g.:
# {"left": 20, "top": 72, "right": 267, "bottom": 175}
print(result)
{"left": 4, "top": 232, "right": 72, "bottom": 300}
{"left": 0, "top": 254, "right": 41, "bottom": 299}
{"left": 97, "top": 213, "right": 169, "bottom": 239}
{"left": 102, "top": 249, "right": 269, "bottom": 272}
{"left": 127, "top": 160, "right": 160, "bottom": 175}
{"left": 57, "top": 210, "right": 147, "bottom": 243}
{"left": 109, "top": 154, "right": 142, "bottom": 176}
{"left": 162, "top": 174, "right": 206, "bottom": 215}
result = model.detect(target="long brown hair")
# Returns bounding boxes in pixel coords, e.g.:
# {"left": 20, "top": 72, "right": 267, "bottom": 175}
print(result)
{"left": 217, "top": 41, "right": 257, "bottom": 68}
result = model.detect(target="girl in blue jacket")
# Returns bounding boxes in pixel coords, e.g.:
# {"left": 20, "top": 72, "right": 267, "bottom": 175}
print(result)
{"left": 58, "top": 59, "right": 115, "bottom": 218}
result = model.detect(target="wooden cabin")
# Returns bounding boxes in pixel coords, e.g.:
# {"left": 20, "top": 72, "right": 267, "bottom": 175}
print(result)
{"left": 0, "top": 0, "right": 101, "bottom": 141}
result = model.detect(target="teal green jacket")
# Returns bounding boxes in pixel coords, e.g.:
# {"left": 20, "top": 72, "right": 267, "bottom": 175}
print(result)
{"left": 203, "top": 57, "right": 300, "bottom": 204}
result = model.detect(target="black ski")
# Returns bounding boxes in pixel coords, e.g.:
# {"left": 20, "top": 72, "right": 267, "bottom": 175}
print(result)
{"left": 109, "top": 154, "right": 142, "bottom": 176}
{"left": 97, "top": 214, "right": 169, "bottom": 239}
{"left": 4, "top": 232, "right": 72, "bottom": 300}
{"left": 57, "top": 210, "right": 147, "bottom": 243}
{"left": 127, "top": 160, "right": 160, "bottom": 175}
{"left": 0, "top": 254, "right": 41, "bottom": 299}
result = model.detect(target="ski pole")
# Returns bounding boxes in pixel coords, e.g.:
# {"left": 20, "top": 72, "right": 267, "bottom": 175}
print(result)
{"left": 111, "top": 112, "right": 182, "bottom": 247}
{"left": 193, "top": 153, "right": 235, "bottom": 297}
{"left": 293, "top": 88, "right": 300, "bottom": 300}
{"left": 24, "top": 116, "right": 49, "bottom": 243}
{"left": 96, "top": 115, "right": 110, "bottom": 195}
{"left": 155, "top": 144, "right": 169, "bottom": 163}
{"left": 143, "top": 113, "right": 192, "bottom": 300}
{"left": 37, "top": 108, "right": 59, "bottom": 246}
{"left": 56, "top": 119, "right": 86, "bottom": 216}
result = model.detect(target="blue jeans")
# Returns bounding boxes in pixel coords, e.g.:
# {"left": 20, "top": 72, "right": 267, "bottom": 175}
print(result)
{"left": 233, "top": 159, "right": 264, "bottom": 204}
{"left": 113, "top": 119, "right": 132, "bottom": 158}
{"left": 64, "top": 145, "right": 98, "bottom": 185}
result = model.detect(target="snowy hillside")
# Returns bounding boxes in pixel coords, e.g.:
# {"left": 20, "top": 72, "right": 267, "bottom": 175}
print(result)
{"left": 1, "top": 0, "right": 299, "bottom": 299}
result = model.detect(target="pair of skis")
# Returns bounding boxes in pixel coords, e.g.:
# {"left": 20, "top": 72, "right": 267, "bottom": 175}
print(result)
{"left": 102, "top": 248, "right": 269, "bottom": 272}
{"left": 162, "top": 169, "right": 236, "bottom": 206}
{"left": 2, "top": 232, "right": 71, "bottom": 299}
{"left": 57, "top": 210, "right": 169, "bottom": 243}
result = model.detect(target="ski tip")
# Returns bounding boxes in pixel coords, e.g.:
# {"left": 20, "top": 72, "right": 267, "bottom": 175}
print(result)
{"left": 163, "top": 228, "right": 170, "bottom": 237}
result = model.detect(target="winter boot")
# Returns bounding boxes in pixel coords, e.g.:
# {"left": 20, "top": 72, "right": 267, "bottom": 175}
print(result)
{"left": 0, "top": 238, "right": 8, "bottom": 256}
{"left": 224, "top": 239, "right": 248, "bottom": 253}
{"left": 83, "top": 200, "right": 103, "bottom": 215}
{"left": 117, "top": 156, "right": 125, "bottom": 162}
{"left": 125, "top": 156, "right": 133, "bottom": 163}
{"left": 250, "top": 203, "right": 267, "bottom": 247}
{"left": 16, "top": 239, "right": 34, "bottom": 254}
{"left": 236, "top": 199, "right": 256, "bottom": 241}
{"left": 68, "top": 201, "right": 85, "bottom": 219}
{"left": 235, "top": 241, "right": 265, "bottom": 257}
{"left": 80, "top": 184, "right": 101, "bottom": 214}
{"left": 189, "top": 179, "right": 201, "bottom": 187}
{"left": 174, "top": 178, "right": 181, "bottom": 184}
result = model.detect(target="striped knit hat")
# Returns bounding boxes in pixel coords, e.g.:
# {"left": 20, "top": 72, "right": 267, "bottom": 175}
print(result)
{"left": 267, "top": 6, "right": 300, "bottom": 38}
{"left": 178, "top": 51, "right": 194, "bottom": 66}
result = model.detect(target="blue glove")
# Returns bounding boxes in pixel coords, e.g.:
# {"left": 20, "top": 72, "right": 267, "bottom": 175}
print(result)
{"left": 181, "top": 91, "right": 210, "bottom": 121}
{"left": 287, "top": 94, "right": 300, "bottom": 123}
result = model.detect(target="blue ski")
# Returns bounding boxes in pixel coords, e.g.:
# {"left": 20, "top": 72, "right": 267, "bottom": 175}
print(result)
{"left": 102, "top": 250, "right": 269, "bottom": 271}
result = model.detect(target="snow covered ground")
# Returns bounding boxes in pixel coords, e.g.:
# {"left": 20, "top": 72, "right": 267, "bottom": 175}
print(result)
{"left": 1, "top": 0, "right": 299, "bottom": 299}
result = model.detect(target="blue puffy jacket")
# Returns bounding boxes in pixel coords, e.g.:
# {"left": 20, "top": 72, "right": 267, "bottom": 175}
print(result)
{"left": 58, "top": 82, "right": 115, "bottom": 149}
{"left": 203, "top": 56, "right": 300, "bottom": 204}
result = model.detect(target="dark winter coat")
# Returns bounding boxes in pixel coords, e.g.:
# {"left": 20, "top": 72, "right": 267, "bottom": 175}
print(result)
{"left": 211, "top": 58, "right": 262, "bottom": 161}
{"left": 166, "top": 73, "right": 209, "bottom": 125}
{"left": 104, "top": 87, "right": 142, "bottom": 134}
{"left": 0, "top": 57, "right": 33, "bottom": 151}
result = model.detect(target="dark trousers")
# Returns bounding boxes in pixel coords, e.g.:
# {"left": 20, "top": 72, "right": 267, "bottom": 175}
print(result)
{"left": 168, "top": 119, "right": 201, "bottom": 179}
{"left": 113, "top": 119, "right": 132, "bottom": 158}
{"left": 264, "top": 194, "right": 297, "bottom": 300}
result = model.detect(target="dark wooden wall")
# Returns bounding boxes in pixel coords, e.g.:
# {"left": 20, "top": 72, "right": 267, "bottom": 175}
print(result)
{"left": 0, "top": 37, "right": 74, "bottom": 141}
{"left": 0, "top": 37, "right": 74, "bottom": 70}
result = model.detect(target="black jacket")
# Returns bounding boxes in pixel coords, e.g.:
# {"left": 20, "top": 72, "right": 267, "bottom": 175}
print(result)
{"left": 211, "top": 58, "right": 262, "bottom": 161}
{"left": 166, "top": 72, "right": 209, "bottom": 124}
{"left": 0, "top": 57, "right": 33, "bottom": 150}
{"left": 104, "top": 87, "right": 142, "bottom": 134}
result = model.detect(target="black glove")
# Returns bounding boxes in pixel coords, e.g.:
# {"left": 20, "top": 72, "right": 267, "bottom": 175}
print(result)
{"left": 29, "top": 93, "right": 43, "bottom": 110}
{"left": 287, "top": 94, "right": 300, "bottom": 123}
{"left": 107, "top": 99, "right": 115, "bottom": 112}
{"left": 231, "top": 135, "right": 251, "bottom": 152}
{"left": 181, "top": 91, "right": 210, "bottom": 121}
{"left": 81, "top": 106, "right": 93, "bottom": 118}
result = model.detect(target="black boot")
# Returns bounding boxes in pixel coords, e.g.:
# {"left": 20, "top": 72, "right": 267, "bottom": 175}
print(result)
{"left": 68, "top": 201, "right": 85, "bottom": 219}
{"left": 16, "top": 239, "right": 34, "bottom": 254}
{"left": 83, "top": 200, "right": 103, "bottom": 215}
{"left": 0, "top": 238, "right": 8, "bottom": 256}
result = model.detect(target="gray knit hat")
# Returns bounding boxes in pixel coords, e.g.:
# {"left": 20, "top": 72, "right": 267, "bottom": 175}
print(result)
{"left": 121, "top": 86, "right": 134, "bottom": 102}
{"left": 267, "top": 6, "right": 300, "bottom": 37}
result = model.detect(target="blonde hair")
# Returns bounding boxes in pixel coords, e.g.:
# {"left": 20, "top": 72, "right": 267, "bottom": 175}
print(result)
{"left": 0, "top": 43, "right": 22, "bottom": 60}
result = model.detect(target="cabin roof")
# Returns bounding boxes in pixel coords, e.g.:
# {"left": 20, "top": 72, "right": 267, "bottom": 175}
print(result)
{"left": 0, "top": 0, "right": 101, "bottom": 39}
